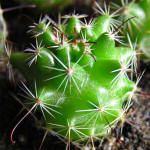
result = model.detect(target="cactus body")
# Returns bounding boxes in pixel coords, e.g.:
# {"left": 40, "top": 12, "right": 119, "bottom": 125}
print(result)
{"left": 116, "top": 0, "right": 150, "bottom": 59}
{"left": 10, "top": 12, "right": 137, "bottom": 144}
{"left": 0, "top": 5, "right": 7, "bottom": 55}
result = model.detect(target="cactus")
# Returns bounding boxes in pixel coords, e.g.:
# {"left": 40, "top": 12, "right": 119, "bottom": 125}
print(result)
{"left": 113, "top": 0, "right": 150, "bottom": 59}
{"left": 8, "top": 2, "right": 142, "bottom": 148}
{"left": 0, "top": 4, "right": 36, "bottom": 79}
{"left": 2, "top": 0, "right": 150, "bottom": 149}
{"left": 0, "top": 4, "right": 7, "bottom": 55}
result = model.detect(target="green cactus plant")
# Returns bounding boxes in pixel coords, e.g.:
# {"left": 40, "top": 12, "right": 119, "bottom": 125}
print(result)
{"left": 0, "top": 4, "right": 36, "bottom": 80}
{"left": 0, "top": 4, "right": 8, "bottom": 55}
{"left": 8, "top": 2, "right": 143, "bottom": 149}
{"left": 0, "top": 4, "right": 36, "bottom": 54}
{"left": 113, "top": 0, "right": 150, "bottom": 59}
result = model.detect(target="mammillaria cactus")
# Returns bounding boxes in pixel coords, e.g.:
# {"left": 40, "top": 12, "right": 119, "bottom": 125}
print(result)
{"left": 8, "top": 2, "right": 142, "bottom": 149}
{"left": 113, "top": 0, "right": 150, "bottom": 59}
{"left": 0, "top": 4, "right": 7, "bottom": 55}
{"left": 0, "top": 4, "right": 36, "bottom": 76}
{"left": 2, "top": 0, "right": 150, "bottom": 150}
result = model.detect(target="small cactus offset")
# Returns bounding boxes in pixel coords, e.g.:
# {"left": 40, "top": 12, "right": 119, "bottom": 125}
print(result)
{"left": 0, "top": 4, "right": 8, "bottom": 55}
{"left": 113, "top": 0, "right": 150, "bottom": 59}
{"left": 9, "top": 2, "right": 141, "bottom": 149}
{"left": 0, "top": 4, "right": 36, "bottom": 78}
